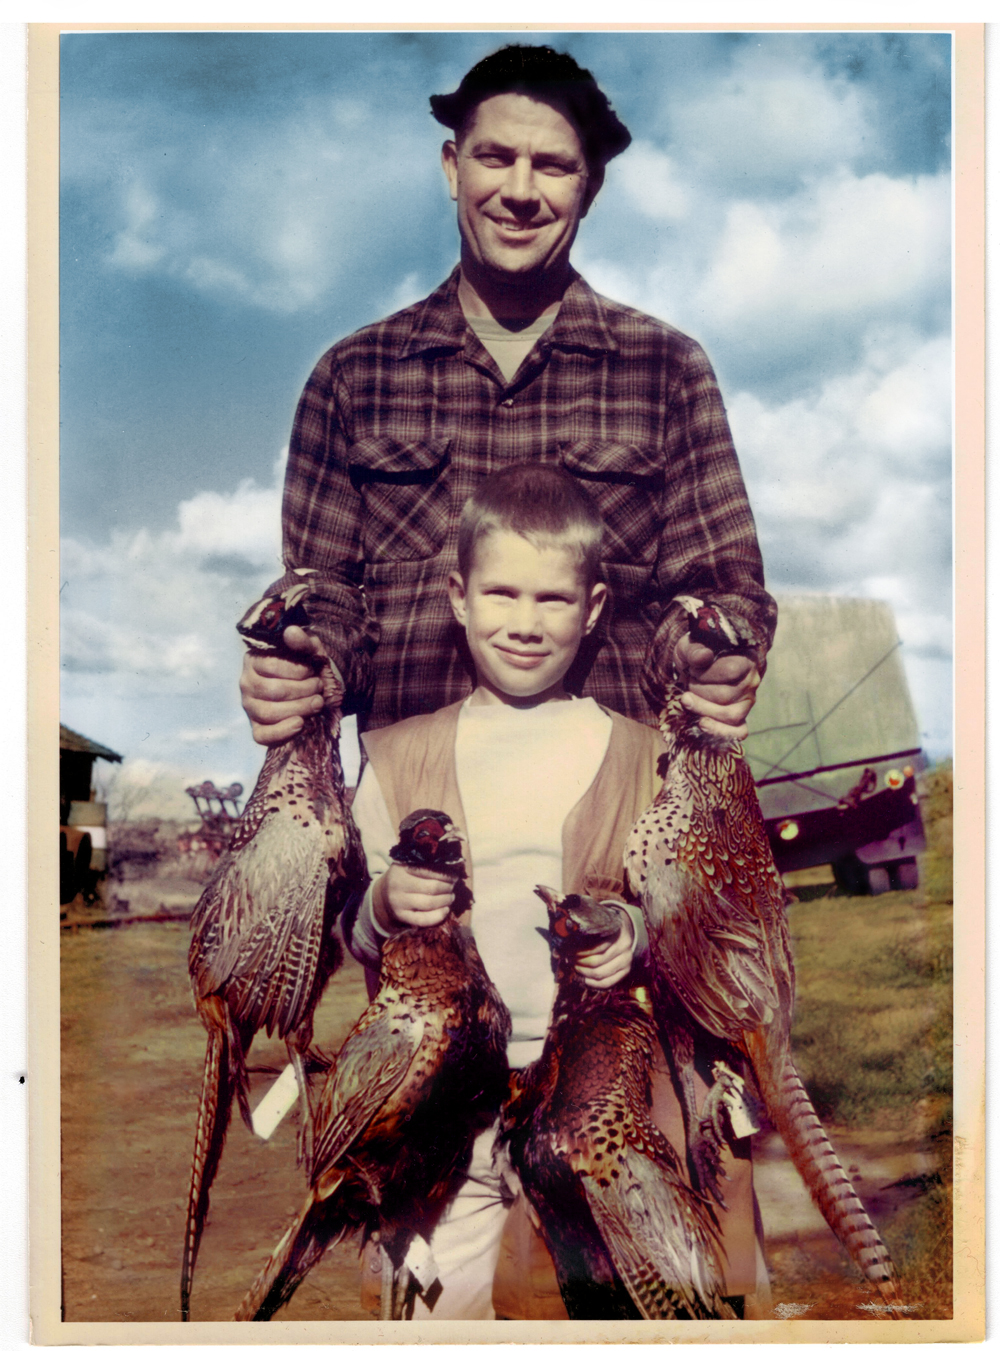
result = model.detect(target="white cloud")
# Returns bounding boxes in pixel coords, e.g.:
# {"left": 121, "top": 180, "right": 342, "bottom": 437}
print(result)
{"left": 580, "top": 157, "right": 950, "bottom": 407}
{"left": 93, "top": 100, "right": 443, "bottom": 314}
{"left": 176, "top": 720, "right": 245, "bottom": 744}
{"left": 615, "top": 142, "right": 690, "bottom": 221}
{"left": 727, "top": 330, "right": 952, "bottom": 709}
{"left": 731, "top": 332, "right": 951, "bottom": 527}
{"left": 669, "top": 49, "right": 868, "bottom": 187}
{"left": 108, "top": 181, "right": 167, "bottom": 271}
{"left": 855, "top": 337, "right": 951, "bottom": 469}
{"left": 62, "top": 610, "right": 216, "bottom": 682}
{"left": 61, "top": 441, "right": 368, "bottom": 804}
{"left": 696, "top": 170, "right": 950, "bottom": 331}
{"left": 174, "top": 470, "right": 285, "bottom": 566}
{"left": 61, "top": 451, "right": 285, "bottom": 688}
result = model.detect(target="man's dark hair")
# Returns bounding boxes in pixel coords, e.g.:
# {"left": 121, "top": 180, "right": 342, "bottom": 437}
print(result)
{"left": 456, "top": 462, "right": 604, "bottom": 589}
{"left": 430, "top": 44, "right": 631, "bottom": 174}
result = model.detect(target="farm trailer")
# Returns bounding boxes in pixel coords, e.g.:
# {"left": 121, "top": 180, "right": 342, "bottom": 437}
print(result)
{"left": 746, "top": 595, "right": 927, "bottom": 896}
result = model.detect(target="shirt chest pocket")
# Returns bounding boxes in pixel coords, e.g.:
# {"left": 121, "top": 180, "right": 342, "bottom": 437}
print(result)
{"left": 348, "top": 436, "right": 451, "bottom": 562}
{"left": 557, "top": 440, "right": 663, "bottom": 566}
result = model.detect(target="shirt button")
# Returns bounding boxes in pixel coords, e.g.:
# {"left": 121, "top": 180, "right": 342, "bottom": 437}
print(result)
{"left": 501, "top": 398, "right": 514, "bottom": 408}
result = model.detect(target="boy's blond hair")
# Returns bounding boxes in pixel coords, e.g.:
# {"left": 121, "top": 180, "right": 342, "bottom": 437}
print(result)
{"left": 457, "top": 464, "right": 604, "bottom": 588}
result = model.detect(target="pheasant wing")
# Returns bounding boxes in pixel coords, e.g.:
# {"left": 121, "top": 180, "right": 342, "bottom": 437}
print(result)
{"left": 226, "top": 861, "right": 333, "bottom": 1039}
{"left": 192, "top": 801, "right": 348, "bottom": 1035}
{"left": 581, "top": 1151, "right": 731, "bottom": 1320}
{"left": 310, "top": 1004, "right": 427, "bottom": 1182}
{"left": 646, "top": 866, "right": 788, "bottom": 1042}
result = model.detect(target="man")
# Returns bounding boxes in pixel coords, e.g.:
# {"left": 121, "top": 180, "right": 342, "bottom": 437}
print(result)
{"left": 240, "top": 43, "right": 776, "bottom": 745}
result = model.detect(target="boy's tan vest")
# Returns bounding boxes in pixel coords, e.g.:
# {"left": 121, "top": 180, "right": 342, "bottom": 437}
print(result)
{"left": 359, "top": 699, "right": 757, "bottom": 1309}
{"left": 362, "top": 699, "right": 663, "bottom": 902}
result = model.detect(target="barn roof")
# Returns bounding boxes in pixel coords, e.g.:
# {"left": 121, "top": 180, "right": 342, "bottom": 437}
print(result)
{"left": 59, "top": 725, "right": 123, "bottom": 763}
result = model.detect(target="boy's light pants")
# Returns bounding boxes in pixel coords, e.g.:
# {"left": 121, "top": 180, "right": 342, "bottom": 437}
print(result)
{"left": 410, "top": 1124, "right": 510, "bottom": 1321}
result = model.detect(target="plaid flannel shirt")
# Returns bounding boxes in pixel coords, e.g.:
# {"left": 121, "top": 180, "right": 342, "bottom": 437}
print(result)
{"left": 273, "top": 267, "right": 776, "bottom": 730}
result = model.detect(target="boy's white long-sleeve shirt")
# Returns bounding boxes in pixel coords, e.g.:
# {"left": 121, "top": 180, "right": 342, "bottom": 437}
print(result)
{"left": 349, "top": 697, "right": 647, "bottom": 1068}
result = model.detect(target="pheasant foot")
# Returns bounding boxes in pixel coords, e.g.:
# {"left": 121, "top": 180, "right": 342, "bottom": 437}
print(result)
{"left": 691, "top": 1061, "right": 749, "bottom": 1205}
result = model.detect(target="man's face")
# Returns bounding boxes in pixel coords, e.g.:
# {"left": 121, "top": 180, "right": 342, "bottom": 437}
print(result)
{"left": 442, "top": 93, "right": 595, "bottom": 285}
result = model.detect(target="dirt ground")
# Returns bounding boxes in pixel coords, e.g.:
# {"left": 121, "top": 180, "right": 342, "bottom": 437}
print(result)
{"left": 59, "top": 889, "right": 949, "bottom": 1326}
{"left": 61, "top": 918, "right": 373, "bottom": 1323}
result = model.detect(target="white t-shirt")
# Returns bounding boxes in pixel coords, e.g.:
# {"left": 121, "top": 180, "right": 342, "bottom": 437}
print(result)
{"left": 350, "top": 697, "right": 636, "bottom": 1068}
{"left": 465, "top": 312, "right": 556, "bottom": 385}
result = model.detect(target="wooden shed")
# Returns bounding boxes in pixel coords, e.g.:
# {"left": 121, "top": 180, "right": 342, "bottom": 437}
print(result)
{"left": 60, "top": 726, "right": 122, "bottom": 900}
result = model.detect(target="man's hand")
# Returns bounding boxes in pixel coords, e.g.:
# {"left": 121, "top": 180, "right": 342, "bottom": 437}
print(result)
{"left": 674, "top": 632, "right": 761, "bottom": 740}
{"left": 574, "top": 910, "right": 634, "bottom": 989}
{"left": 374, "top": 864, "right": 456, "bottom": 930}
{"left": 240, "top": 625, "right": 327, "bottom": 746}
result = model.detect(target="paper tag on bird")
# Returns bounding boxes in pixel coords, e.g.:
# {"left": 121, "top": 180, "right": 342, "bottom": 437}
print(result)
{"left": 719, "top": 1070, "right": 762, "bottom": 1138}
{"left": 251, "top": 1063, "right": 299, "bottom": 1140}
{"left": 402, "top": 1234, "right": 439, "bottom": 1293}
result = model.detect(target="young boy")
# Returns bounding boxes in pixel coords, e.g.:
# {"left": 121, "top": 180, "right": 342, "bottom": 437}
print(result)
{"left": 345, "top": 463, "right": 761, "bottom": 1320}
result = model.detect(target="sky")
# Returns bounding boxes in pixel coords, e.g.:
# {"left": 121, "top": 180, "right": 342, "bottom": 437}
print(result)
{"left": 58, "top": 29, "right": 954, "bottom": 816}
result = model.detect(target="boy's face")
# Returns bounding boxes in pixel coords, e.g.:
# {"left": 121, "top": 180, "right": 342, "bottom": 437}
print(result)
{"left": 448, "top": 530, "right": 607, "bottom": 706}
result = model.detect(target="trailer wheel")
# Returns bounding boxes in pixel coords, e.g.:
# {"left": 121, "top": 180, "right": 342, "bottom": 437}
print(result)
{"left": 892, "top": 860, "right": 920, "bottom": 891}
{"left": 832, "top": 853, "right": 869, "bottom": 895}
{"left": 866, "top": 866, "right": 891, "bottom": 896}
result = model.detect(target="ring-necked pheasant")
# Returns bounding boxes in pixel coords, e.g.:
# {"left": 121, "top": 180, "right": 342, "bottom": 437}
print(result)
{"left": 234, "top": 810, "right": 511, "bottom": 1321}
{"left": 181, "top": 576, "right": 368, "bottom": 1320}
{"left": 497, "top": 886, "right": 734, "bottom": 1321}
{"left": 625, "top": 595, "right": 901, "bottom": 1313}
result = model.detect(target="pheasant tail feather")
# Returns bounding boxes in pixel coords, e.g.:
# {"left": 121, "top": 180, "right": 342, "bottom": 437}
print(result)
{"left": 225, "top": 1002, "right": 253, "bottom": 1132}
{"left": 234, "top": 1198, "right": 348, "bottom": 1322}
{"left": 181, "top": 1027, "right": 236, "bottom": 1321}
{"left": 750, "top": 1034, "right": 901, "bottom": 1313}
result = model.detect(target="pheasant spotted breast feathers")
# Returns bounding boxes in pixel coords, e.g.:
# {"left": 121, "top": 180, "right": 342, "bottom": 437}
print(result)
{"left": 497, "top": 886, "right": 732, "bottom": 1321}
{"left": 626, "top": 595, "right": 903, "bottom": 1313}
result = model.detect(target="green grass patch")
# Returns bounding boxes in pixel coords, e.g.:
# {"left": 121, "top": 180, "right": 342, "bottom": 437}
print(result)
{"left": 783, "top": 764, "right": 954, "bottom": 1315}
{"left": 789, "top": 764, "right": 953, "bottom": 1132}
{"left": 789, "top": 890, "right": 952, "bottom": 1129}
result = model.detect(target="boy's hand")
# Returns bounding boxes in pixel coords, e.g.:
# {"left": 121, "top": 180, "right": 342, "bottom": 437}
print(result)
{"left": 574, "top": 910, "right": 634, "bottom": 989}
{"left": 375, "top": 864, "right": 456, "bottom": 930}
{"left": 240, "top": 625, "right": 326, "bottom": 746}
{"left": 674, "top": 633, "right": 760, "bottom": 741}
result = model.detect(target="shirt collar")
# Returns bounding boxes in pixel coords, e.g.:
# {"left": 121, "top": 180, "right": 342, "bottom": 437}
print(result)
{"left": 400, "top": 267, "right": 618, "bottom": 359}
{"left": 400, "top": 268, "right": 468, "bottom": 357}
{"left": 544, "top": 272, "right": 619, "bottom": 355}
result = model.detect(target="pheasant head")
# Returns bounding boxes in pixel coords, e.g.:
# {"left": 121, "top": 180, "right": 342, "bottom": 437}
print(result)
{"left": 673, "top": 595, "right": 755, "bottom": 655}
{"left": 237, "top": 581, "right": 312, "bottom": 655}
{"left": 534, "top": 886, "right": 624, "bottom": 982}
{"left": 658, "top": 596, "right": 758, "bottom": 749}
{"left": 237, "top": 575, "right": 347, "bottom": 717}
{"left": 390, "top": 809, "right": 466, "bottom": 875}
